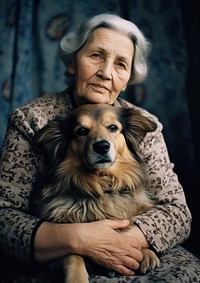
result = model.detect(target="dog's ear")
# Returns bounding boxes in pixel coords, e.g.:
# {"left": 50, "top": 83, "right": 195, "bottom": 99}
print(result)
{"left": 119, "top": 107, "right": 157, "bottom": 152}
{"left": 33, "top": 116, "right": 69, "bottom": 165}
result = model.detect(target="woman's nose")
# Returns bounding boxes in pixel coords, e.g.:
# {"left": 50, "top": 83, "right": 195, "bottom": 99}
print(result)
{"left": 97, "top": 61, "right": 113, "bottom": 80}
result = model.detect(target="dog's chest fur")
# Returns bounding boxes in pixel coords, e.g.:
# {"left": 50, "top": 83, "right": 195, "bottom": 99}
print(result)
{"left": 32, "top": 173, "right": 154, "bottom": 224}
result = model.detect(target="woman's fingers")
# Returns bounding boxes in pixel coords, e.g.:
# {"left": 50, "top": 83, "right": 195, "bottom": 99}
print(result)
{"left": 114, "top": 264, "right": 136, "bottom": 276}
{"left": 77, "top": 220, "right": 144, "bottom": 275}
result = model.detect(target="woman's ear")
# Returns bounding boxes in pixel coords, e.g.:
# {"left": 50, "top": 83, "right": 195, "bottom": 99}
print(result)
{"left": 68, "top": 62, "right": 75, "bottom": 75}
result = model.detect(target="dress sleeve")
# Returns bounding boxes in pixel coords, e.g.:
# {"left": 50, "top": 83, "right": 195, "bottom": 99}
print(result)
{"left": 0, "top": 110, "right": 44, "bottom": 263}
{"left": 134, "top": 118, "right": 192, "bottom": 254}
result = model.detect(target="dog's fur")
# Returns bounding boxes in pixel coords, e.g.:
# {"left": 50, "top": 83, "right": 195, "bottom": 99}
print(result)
{"left": 30, "top": 104, "right": 160, "bottom": 283}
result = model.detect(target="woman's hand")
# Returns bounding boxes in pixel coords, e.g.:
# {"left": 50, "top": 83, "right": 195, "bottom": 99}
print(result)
{"left": 75, "top": 219, "right": 144, "bottom": 276}
{"left": 34, "top": 219, "right": 143, "bottom": 276}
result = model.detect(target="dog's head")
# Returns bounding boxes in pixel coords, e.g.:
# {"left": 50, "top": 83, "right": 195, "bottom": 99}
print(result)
{"left": 33, "top": 104, "right": 156, "bottom": 170}
{"left": 33, "top": 104, "right": 156, "bottom": 197}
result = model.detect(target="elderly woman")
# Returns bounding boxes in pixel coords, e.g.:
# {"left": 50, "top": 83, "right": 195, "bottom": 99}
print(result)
{"left": 0, "top": 13, "right": 199, "bottom": 283}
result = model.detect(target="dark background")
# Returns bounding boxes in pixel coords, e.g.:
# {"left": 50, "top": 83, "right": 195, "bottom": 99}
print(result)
{"left": 179, "top": 0, "right": 200, "bottom": 256}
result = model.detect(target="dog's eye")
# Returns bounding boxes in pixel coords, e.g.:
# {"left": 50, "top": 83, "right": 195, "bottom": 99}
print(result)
{"left": 108, "top": 124, "right": 118, "bottom": 132}
{"left": 76, "top": 127, "right": 89, "bottom": 136}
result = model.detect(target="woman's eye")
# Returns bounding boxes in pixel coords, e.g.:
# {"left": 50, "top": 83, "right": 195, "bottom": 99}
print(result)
{"left": 116, "top": 62, "right": 126, "bottom": 70}
{"left": 76, "top": 127, "right": 89, "bottom": 136}
{"left": 108, "top": 124, "right": 118, "bottom": 132}
{"left": 91, "top": 53, "right": 102, "bottom": 60}
{"left": 92, "top": 53, "right": 100, "bottom": 57}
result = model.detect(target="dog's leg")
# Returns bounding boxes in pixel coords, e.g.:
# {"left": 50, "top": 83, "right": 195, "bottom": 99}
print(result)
{"left": 140, "top": 248, "right": 160, "bottom": 274}
{"left": 63, "top": 255, "right": 89, "bottom": 283}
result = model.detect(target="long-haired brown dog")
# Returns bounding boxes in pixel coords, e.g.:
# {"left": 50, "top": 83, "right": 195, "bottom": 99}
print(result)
{"left": 30, "top": 103, "right": 160, "bottom": 283}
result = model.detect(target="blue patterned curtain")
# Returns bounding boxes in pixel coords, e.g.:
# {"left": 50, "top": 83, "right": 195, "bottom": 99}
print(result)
{"left": 0, "top": 0, "right": 196, "bottom": 192}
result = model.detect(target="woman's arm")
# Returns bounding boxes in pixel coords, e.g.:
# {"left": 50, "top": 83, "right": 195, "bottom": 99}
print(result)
{"left": 134, "top": 119, "right": 192, "bottom": 254}
{"left": 0, "top": 95, "right": 67, "bottom": 262}
{"left": 34, "top": 219, "right": 143, "bottom": 276}
{"left": 0, "top": 116, "right": 42, "bottom": 262}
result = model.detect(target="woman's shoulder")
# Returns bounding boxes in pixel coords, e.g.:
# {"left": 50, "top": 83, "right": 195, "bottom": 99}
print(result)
{"left": 19, "top": 89, "right": 72, "bottom": 115}
{"left": 9, "top": 89, "right": 73, "bottom": 134}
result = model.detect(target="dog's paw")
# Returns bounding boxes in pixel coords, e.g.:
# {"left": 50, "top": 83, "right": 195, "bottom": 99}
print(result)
{"left": 139, "top": 248, "right": 160, "bottom": 274}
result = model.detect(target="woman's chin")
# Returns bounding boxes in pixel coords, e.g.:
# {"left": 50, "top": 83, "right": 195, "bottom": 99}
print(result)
{"left": 77, "top": 96, "right": 111, "bottom": 105}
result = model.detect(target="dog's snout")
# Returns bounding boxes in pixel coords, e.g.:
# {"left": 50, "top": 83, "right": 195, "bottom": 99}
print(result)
{"left": 93, "top": 140, "right": 110, "bottom": 154}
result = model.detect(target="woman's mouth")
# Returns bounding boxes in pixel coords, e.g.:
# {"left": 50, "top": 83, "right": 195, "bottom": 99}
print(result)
{"left": 89, "top": 84, "right": 109, "bottom": 92}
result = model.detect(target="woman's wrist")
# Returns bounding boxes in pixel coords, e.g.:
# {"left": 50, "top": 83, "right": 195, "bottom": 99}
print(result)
{"left": 34, "top": 221, "right": 82, "bottom": 263}
{"left": 122, "top": 224, "right": 150, "bottom": 249}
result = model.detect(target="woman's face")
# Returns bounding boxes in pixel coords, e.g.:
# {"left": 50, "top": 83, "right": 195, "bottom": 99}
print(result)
{"left": 70, "top": 28, "right": 134, "bottom": 105}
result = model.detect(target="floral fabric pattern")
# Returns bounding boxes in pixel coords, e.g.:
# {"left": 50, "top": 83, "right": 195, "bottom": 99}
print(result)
{"left": 1, "top": 247, "right": 200, "bottom": 282}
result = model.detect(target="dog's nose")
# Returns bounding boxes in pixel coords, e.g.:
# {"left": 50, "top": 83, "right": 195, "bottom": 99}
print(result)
{"left": 93, "top": 140, "right": 110, "bottom": 154}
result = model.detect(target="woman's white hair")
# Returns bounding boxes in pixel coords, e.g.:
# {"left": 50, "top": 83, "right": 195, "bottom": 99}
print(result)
{"left": 59, "top": 13, "right": 150, "bottom": 85}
